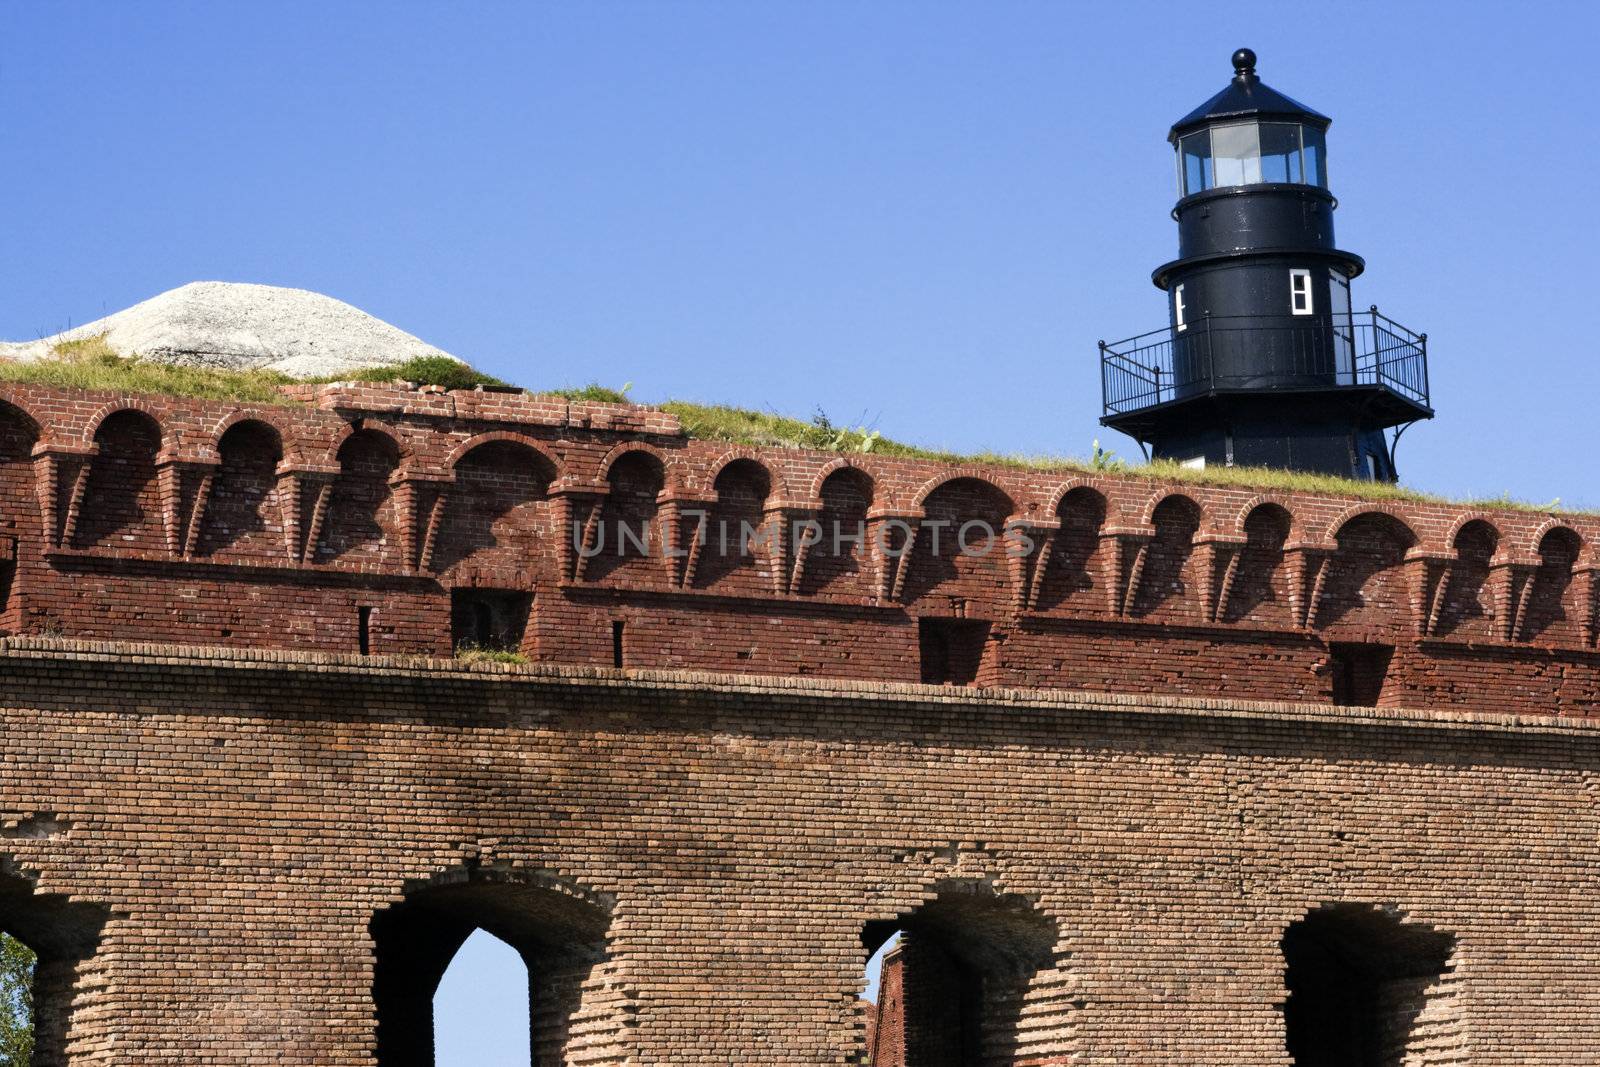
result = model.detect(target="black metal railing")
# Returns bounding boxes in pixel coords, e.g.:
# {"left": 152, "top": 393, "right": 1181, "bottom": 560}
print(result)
{"left": 1099, "top": 307, "right": 1429, "bottom": 417}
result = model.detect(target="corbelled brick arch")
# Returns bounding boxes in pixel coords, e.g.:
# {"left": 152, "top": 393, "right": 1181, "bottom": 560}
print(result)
{"left": 795, "top": 463, "right": 874, "bottom": 598}
{"left": 195, "top": 418, "right": 285, "bottom": 560}
{"left": 1221, "top": 501, "right": 1294, "bottom": 626}
{"left": 582, "top": 445, "right": 667, "bottom": 584}
{"left": 691, "top": 455, "right": 775, "bottom": 595}
{"left": 1432, "top": 517, "right": 1500, "bottom": 640}
{"left": 1521, "top": 525, "right": 1585, "bottom": 644}
{"left": 74, "top": 408, "right": 165, "bottom": 553}
{"left": 1128, "top": 493, "right": 1202, "bottom": 621}
{"left": 316, "top": 427, "right": 403, "bottom": 567}
{"left": 1314, "top": 509, "right": 1420, "bottom": 635}
{"left": 433, "top": 436, "right": 559, "bottom": 580}
{"left": 1031, "top": 481, "right": 1108, "bottom": 615}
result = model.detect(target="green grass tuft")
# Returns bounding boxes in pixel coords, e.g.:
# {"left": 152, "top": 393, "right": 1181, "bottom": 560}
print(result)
{"left": 314, "top": 355, "right": 511, "bottom": 390}
{"left": 454, "top": 646, "right": 528, "bottom": 665}
{"left": 0, "top": 335, "right": 300, "bottom": 404}
{"left": 543, "top": 382, "right": 633, "bottom": 404}
{"left": 0, "top": 349, "right": 1585, "bottom": 514}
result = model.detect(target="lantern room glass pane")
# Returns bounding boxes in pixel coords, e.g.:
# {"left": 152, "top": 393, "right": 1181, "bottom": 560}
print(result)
{"left": 1179, "top": 131, "right": 1212, "bottom": 195}
{"left": 1302, "top": 126, "right": 1328, "bottom": 187}
{"left": 1258, "top": 123, "right": 1304, "bottom": 183}
{"left": 1210, "top": 122, "right": 1262, "bottom": 187}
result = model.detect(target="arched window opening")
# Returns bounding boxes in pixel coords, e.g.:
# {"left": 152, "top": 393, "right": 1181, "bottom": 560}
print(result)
{"left": 1435, "top": 521, "right": 1498, "bottom": 639}
{"left": 1281, "top": 904, "right": 1456, "bottom": 1067}
{"left": 0, "top": 869, "right": 112, "bottom": 1064}
{"left": 76, "top": 410, "right": 163, "bottom": 551}
{"left": 199, "top": 420, "right": 284, "bottom": 558}
{"left": 857, "top": 882, "right": 1058, "bottom": 1066}
{"left": 1224, "top": 504, "right": 1291, "bottom": 624}
{"left": 370, "top": 869, "right": 619, "bottom": 1067}
{"left": 433, "top": 929, "right": 531, "bottom": 1067}
{"left": 1034, "top": 488, "right": 1105, "bottom": 613}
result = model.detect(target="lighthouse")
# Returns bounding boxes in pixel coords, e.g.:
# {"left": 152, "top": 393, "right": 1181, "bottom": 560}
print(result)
{"left": 1099, "top": 49, "right": 1431, "bottom": 481}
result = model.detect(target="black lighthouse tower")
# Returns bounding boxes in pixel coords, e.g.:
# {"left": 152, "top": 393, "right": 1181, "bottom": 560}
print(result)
{"left": 1099, "top": 49, "right": 1431, "bottom": 481}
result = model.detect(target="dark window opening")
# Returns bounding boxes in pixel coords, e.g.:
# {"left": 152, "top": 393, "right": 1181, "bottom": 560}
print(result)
{"left": 1329, "top": 643, "right": 1392, "bottom": 706}
{"left": 450, "top": 589, "right": 532, "bottom": 654}
{"left": 1282, "top": 904, "right": 1455, "bottom": 1066}
{"left": 918, "top": 618, "right": 990, "bottom": 686}
{"left": 611, "top": 620, "right": 625, "bottom": 668}
{"left": 858, "top": 881, "right": 1057, "bottom": 1066}
{"left": 370, "top": 869, "right": 614, "bottom": 1066}
{"left": 358, "top": 606, "right": 373, "bottom": 656}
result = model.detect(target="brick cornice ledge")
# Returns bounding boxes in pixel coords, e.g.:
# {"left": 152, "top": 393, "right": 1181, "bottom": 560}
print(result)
{"left": 0, "top": 637, "right": 1593, "bottom": 740}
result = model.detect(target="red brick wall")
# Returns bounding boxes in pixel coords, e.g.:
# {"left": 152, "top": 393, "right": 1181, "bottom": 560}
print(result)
{"left": 0, "top": 381, "right": 1593, "bottom": 716}
{"left": 1, "top": 642, "right": 1599, "bottom": 1064}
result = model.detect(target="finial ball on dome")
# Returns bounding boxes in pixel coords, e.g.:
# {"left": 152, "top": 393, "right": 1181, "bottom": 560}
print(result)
{"left": 1232, "top": 48, "right": 1257, "bottom": 76}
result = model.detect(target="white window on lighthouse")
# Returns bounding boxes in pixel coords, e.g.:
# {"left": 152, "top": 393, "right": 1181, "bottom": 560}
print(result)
{"left": 1290, "top": 269, "right": 1314, "bottom": 315}
{"left": 1174, "top": 284, "right": 1187, "bottom": 331}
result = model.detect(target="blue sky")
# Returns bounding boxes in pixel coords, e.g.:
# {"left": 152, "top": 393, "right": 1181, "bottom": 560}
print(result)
{"left": 4, "top": 1, "right": 1596, "bottom": 1060}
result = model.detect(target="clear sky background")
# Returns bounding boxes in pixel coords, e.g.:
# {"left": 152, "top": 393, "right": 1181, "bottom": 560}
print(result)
{"left": 4, "top": 2, "right": 1596, "bottom": 1061}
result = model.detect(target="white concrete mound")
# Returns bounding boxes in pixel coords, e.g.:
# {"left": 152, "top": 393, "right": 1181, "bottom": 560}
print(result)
{"left": 0, "top": 281, "right": 457, "bottom": 379}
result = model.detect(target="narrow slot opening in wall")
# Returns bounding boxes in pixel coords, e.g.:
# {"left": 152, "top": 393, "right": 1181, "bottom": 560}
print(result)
{"left": 0, "top": 535, "right": 16, "bottom": 623}
{"left": 611, "top": 620, "right": 625, "bottom": 668}
{"left": 918, "top": 618, "right": 990, "bottom": 686}
{"left": 1329, "top": 642, "right": 1392, "bottom": 706}
{"left": 358, "top": 606, "right": 373, "bottom": 656}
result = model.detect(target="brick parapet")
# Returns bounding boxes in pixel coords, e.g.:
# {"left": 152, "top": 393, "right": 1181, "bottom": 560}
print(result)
{"left": 0, "top": 380, "right": 1594, "bottom": 716}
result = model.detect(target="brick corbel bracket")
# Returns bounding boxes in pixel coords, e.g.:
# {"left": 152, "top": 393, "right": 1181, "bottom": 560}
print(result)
{"left": 1284, "top": 538, "right": 1336, "bottom": 630}
{"left": 389, "top": 466, "right": 457, "bottom": 573}
{"left": 656, "top": 491, "right": 716, "bottom": 588}
{"left": 30, "top": 441, "right": 97, "bottom": 548}
{"left": 550, "top": 479, "right": 611, "bottom": 583}
{"left": 1406, "top": 547, "right": 1456, "bottom": 638}
{"left": 771, "top": 498, "right": 824, "bottom": 597}
{"left": 278, "top": 461, "right": 342, "bottom": 564}
{"left": 1102, "top": 524, "right": 1154, "bottom": 617}
{"left": 1578, "top": 563, "right": 1600, "bottom": 648}
{"left": 1491, "top": 553, "right": 1542, "bottom": 642}
{"left": 1193, "top": 532, "right": 1249, "bottom": 623}
{"left": 1011, "top": 517, "right": 1060, "bottom": 615}
{"left": 155, "top": 447, "right": 221, "bottom": 558}
{"left": 868, "top": 507, "right": 923, "bottom": 604}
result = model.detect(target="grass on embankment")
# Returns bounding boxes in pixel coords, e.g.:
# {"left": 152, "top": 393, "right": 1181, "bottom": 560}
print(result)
{"left": 0, "top": 343, "right": 1576, "bottom": 513}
